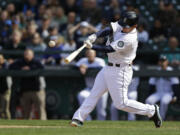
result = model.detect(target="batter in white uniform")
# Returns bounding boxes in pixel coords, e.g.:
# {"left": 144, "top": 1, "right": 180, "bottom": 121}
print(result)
{"left": 110, "top": 65, "right": 140, "bottom": 121}
{"left": 146, "top": 56, "right": 179, "bottom": 120}
{"left": 70, "top": 11, "right": 162, "bottom": 128}
{"left": 76, "top": 49, "right": 108, "bottom": 120}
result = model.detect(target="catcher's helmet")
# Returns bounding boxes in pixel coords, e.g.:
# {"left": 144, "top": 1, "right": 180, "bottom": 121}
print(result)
{"left": 118, "top": 11, "right": 139, "bottom": 28}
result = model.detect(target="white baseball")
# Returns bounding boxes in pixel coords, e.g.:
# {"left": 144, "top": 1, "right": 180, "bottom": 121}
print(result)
{"left": 49, "top": 40, "right": 56, "bottom": 47}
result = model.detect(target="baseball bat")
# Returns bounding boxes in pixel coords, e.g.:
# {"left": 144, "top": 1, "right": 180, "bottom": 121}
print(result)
{"left": 64, "top": 44, "right": 87, "bottom": 64}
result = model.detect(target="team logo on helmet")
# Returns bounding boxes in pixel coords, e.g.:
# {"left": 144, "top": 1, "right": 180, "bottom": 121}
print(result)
{"left": 117, "top": 41, "right": 124, "bottom": 48}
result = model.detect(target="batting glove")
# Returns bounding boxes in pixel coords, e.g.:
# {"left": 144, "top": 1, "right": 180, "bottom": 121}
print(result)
{"left": 84, "top": 39, "right": 93, "bottom": 49}
{"left": 88, "top": 34, "right": 97, "bottom": 43}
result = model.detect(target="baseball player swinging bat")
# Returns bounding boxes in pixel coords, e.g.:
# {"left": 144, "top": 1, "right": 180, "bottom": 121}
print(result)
{"left": 64, "top": 44, "right": 87, "bottom": 64}
{"left": 70, "top": 11, "right": 162, "bottom": 128}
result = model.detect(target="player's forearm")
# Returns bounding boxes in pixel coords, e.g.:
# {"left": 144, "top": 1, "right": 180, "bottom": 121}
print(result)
{"left": 92, "top": 45, "right": 115, "bottom": 53}
{"left": 95, "top": 27, "right": 113, "bottom": 38}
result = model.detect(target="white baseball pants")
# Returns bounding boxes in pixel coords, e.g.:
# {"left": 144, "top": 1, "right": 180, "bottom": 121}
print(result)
{"left": 146, "top": 92, "right": 172, "bottom": 120}
{"left": 77, "top": 89, "right": 108, "bottom": 120}
{"left": 73, "top": 65, "right": 155, "bottom": 122}
{"left": 110, "top": 90, "right": 137, "bottom": 121}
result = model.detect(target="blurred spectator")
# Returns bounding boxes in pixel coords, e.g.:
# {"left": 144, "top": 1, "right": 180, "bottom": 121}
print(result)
{"left": 110, "top": 65, "right": 140, "bottom": 121}
{"left": 69, "top": 21, "right": 97, "bottom": 49}
{"left": 45, "top": 26, "right": 65, "bottom": 45}
{"left": 60, "top": 11, "right": 77, "bottom": 38}
{"left": 11, "top": 15, "right": 21, "bottom": 31}
{"left": 63, "top": 39, "right": 76, "bottom": 51}
{"left": 51, "top": 7, "right": 67, "bottom": 28}
{"left": 137, "top": 24, "right": 149, "bottom": 49}
{"left": 17, "top": 13, "right": 27, "bottom": 29}
{"left": 10, "top": 49, "right": 46, "bottom": 120}
{"left": 43, "top": 36, "right": 62, "bottom": 65}
{"left": 45, "top": 0, "right": 59, "bottom": 7}
{"left": 23, "top": 22, "right": 38, "bottom": 42}
{"left": 27, "top": 32, "right": 46, "bottom": 52}
{"left": 111, "top": 0, "right": 120, "bottom": 11}
{"left": 150, "top": 19, "right": 166, "bottom": 43}
{"left": 96, "top": 17, "right": 109, "bottom": 31}
{"left": 6, "top": 3, "right": 16, "bottom": 17}
{"left": 171, "top": 15, "right": 180, "bottom": 42}
{"left": 24, "top": 10, "right": 35, "bottom": 22}
{"left": 126, "top": 1, "right": 135, "bottom": 12}
{"left": 80, "top": 0, "right": 102, "bottom": 25}
{"left": 5, "top": 30, "right": 25, "bottom": 50}
{"left": 0, "top": 54, "right": 12, "bottom": 119}
{"left": 102, "top": 0, "right": 120, "bottom": 21}
{"left": 23, "top": 0, "right": 39, "bottom": 15}
{"left": 138, "top": 24, "right": 149, "bottom": 43}
{"left": 4, "top": 30, "right": 25, "bottom": 63}
{"left": 62, "top": 0, "right": 79, "bottom": 14}
{"left": 134, "top": 8, "right": 149, "bottom": 30}
{"left": 157, "top": 0, "right": 177, "bottom": 37}
{"left": 38, "top": 15, "right": 51, "bottom": 38}
{"left": 44, "top": 6, "right": 53, "bottom": 18}
{"left": 146, "top": 55, "right": 179, "bottom": 120}
{"left": 163, "top": 36, "right": 180, "bottom": 67}
{"left": 0, "top": 10, "right": 12, "bottom": 48}
{"left": 76, "top": 49, "right": 108, "bottom": 120}
{"left": 37, "top": 4, "right": 46, "bottom": 21}
{"left": 27, "top": 33, "right": 46, "bottom": 60}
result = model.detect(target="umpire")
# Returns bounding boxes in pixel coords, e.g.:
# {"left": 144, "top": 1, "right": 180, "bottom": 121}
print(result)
{"left": 10, "top": 49, "right": 47, "bottom": 120}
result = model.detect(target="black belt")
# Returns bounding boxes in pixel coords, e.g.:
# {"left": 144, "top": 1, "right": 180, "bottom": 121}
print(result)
{"left": 108, "top": 62, "right": 131, "bottom": 67}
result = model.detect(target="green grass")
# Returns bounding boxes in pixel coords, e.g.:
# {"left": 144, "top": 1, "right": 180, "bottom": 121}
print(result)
{"left": 0, "top": 120, "right": 179, "bottom": 135}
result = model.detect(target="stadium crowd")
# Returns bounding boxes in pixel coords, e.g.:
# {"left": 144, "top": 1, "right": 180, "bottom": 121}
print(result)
{"left": 0, "top": 0, "right": 179, "bottom": 65}
{"left": 0, "top": 0, "right": 180, "bottom": 120}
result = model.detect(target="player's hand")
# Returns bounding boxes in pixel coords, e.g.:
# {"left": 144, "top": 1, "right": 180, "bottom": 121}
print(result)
{"left": 84, "top": 39, "right": 93, "bottom": 49}
{"left": 87, "top": 34, "right": 97, "bottom": 43}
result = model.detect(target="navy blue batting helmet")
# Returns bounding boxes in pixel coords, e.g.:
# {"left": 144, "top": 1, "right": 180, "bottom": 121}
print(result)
{"left": 118, "top": 11, "right": 139, "bottom": 28}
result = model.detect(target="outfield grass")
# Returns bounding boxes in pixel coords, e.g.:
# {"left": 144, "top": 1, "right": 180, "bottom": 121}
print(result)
{"left": 0, "top": 120, "right": 179, "bottom": 135}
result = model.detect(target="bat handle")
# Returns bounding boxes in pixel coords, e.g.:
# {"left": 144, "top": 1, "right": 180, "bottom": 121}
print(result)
{"left": 79, "top": 44, "right": 87, "bottom": 51}
{"left": 75, "top": 44, "right": 87, "bottom": 54}
{"left": 64, "top": 44, "right": 87, "bottom": 64}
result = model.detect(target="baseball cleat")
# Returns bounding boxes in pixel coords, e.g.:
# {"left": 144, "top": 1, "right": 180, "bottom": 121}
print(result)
{"left": 150, "top": 104, "right": 162, "bottom": 128}
{"left": 70, "top": 119, "right": 83, "bottom": 127}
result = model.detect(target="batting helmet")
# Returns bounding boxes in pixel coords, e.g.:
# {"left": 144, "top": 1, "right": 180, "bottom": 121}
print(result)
{"left": 118, "top": 11, "right": 139, "bottom": 28}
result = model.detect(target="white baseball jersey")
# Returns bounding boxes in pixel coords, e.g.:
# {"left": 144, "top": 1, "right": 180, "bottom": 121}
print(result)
{"left": 76, "top": 57, "right": 105, "bottom": 88}
{"left": 106, "top": 22, "right": 138, "bottom": 64}
{"left": 149, "top": 66, "right": 179, "bottom": 93}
